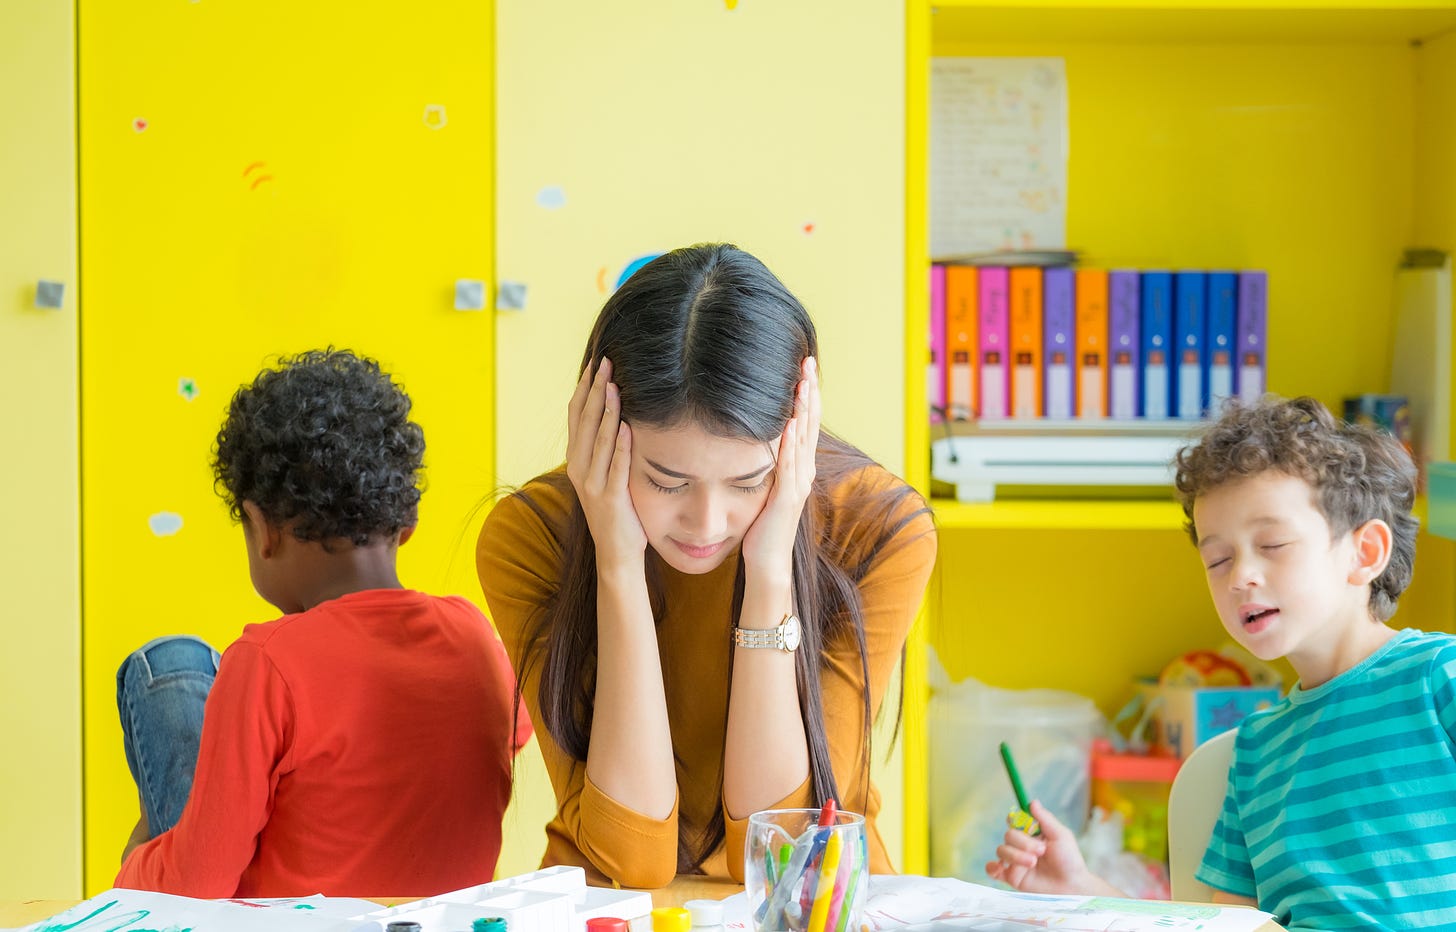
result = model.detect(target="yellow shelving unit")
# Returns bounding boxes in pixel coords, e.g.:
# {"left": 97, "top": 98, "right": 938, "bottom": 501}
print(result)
{"left": 932, "top": 497, "right": 1185, "bottom": 531}
{"left": 902, "top": 0, "right": 1456, "bottom": 875}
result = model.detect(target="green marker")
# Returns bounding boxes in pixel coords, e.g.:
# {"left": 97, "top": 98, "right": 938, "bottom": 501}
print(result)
{"left": 998, "top": 741, "right": 1032, "bottom": 811}
{"left": 999, "top": 741, "right": 1041, "bottom": 836}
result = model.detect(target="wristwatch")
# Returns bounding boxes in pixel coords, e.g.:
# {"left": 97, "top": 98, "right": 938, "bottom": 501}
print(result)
{"left": 733, "top": 614, "right": 802, "bottom": 653}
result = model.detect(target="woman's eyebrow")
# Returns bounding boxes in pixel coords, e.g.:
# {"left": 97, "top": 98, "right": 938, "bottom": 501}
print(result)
{"left": 644, "top": 458, "right": 774, "bottom": 482}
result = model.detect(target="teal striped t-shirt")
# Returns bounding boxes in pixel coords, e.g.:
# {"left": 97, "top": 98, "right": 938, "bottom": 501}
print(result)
{"left": 1198, "top": 628, "right": 1456, "bottom": 929}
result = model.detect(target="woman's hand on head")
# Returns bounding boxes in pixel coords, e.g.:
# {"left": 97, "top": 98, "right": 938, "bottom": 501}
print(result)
{"left": 566, "top": 358, "right": 647, "bottom": 569}
{"left": 742, "top": 357, "right": 821, "bottom": 575}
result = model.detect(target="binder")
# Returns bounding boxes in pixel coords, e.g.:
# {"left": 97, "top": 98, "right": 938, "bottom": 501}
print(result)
{"left": 1075, "top": 269, "right": 1109, "bottom": 419}
{"left": 1010, "top": 267, "right": 1043, "bottom": 418}
{"left": 1108, "top": 271, "right": 1140, "bottom": 420}
{"left": 1207, "top": 271, "right": 1237, "bottom": 414}
{"left": 930, "top": 264, "right": 946, "bottom": 423}
{"left": 979, "top": 267, "right": 1010, "bottom": 419}
{"left": 1141, "top": 271, "right": 1173, "bottom": 419}
{"left": 1237, "top": 271, "right": 1267, "bottom": 404}
{"left": 1174, "top": 271, "right": 1207, "bottom": 419}
{"left": 945, "top": 265, "right": 978, "bottom": 420}
{"left": 1043, "top": 267, "right": 1076, "bottom": 420}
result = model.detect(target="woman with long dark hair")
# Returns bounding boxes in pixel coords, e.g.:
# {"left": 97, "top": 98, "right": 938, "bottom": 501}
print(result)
{"left": 476, "top": 243, "right": 936, "bottom": 888}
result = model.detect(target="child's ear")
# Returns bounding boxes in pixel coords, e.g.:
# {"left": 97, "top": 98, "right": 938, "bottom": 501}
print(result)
{"left": 240, "top": 500, "right": 283, "bottom": 559}
{"left": 1348, "top": 518, "right": 1393, "bottom": 586}
{"left": 398, "top": 525, "right": 416, "bottom": 547}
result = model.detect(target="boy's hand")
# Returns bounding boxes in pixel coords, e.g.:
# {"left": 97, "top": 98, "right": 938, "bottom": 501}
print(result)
{"left": 566, "top": 358, "right": 647, "bottom": 569}
{"left": 742, "top": 358, "right": 820, "bottom": 574}
{"left": 986, "top": 800, "right": 1109, "bottom": 896}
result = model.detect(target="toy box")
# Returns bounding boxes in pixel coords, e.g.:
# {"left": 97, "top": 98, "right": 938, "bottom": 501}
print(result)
{"left": 1136, "top": 681, "right": 1280, "bottom": 759}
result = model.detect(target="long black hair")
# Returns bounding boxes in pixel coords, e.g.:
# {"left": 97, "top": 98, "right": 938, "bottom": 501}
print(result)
{"left": 515, "top": 243, "right": 927, "bottom": 871}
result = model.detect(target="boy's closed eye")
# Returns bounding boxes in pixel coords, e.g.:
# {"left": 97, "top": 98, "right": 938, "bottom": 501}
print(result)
{"left": 1198, "top": 541, "right": 1231, "bottom": 571}
{"left": 1201, "top": 539, "right": 1294, "bottom": 569}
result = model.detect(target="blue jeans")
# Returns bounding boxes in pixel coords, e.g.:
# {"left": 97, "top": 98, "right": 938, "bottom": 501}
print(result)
{"left": 116, "top": 635, "right": 221, "bottom": 836}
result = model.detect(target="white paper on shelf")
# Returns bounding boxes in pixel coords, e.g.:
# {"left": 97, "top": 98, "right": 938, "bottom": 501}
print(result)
{"left": 930, "top": 57, "right": 1068, "bottom": 259}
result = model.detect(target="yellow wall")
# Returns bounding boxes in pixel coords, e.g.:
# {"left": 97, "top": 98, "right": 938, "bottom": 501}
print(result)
{"left": 0, "top": 0, "right": 82, "bottom": 899}
{"left": 494, "top": 0, "right": 909, "bottom": 868}
{"left": 494, "top": 1, "right": 908, "bottom": 484}
{"left": 77, "top": 0, "right": 495, "bottom": 893}
{"left": 1415, "top": 29, "right": 1456, "bottom": 254}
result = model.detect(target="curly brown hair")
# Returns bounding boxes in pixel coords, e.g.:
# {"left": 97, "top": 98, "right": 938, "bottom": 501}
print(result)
{"left": 213, "top": 349, "right": 425, "bottom": 547}
{"left": 1174, "top": 395, "right": 1418, "bottom": 621}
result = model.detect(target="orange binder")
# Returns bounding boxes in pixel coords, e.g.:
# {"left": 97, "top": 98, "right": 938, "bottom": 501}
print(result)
{"left": 944, "top": 265, "right": 978, "bottom": 420}
{"left": 1076, "top": 269, "right": 1109, "bottom": 418}
{"left": 1009, "top": 267, "right": 1043, "bottom": 418}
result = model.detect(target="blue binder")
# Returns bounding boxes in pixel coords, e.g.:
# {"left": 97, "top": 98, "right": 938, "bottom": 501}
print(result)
{"left": 1141, "top": 271, "right": 1173, "bottom": 419}
{"left": 1174, "top": 271, "right": 1207, "bottom": 419}
{"left": 1206, "top": 272, "right": 1237, "bottom": 415}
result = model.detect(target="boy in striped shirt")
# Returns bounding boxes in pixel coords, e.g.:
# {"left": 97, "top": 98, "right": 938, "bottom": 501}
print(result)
{"left": 987, "top": 395, "right": 1456, "bottom": 929}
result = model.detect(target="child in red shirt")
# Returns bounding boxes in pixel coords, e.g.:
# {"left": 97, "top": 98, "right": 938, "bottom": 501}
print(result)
{"left": 115, "top": 349, "right": 530, "bottom": 897}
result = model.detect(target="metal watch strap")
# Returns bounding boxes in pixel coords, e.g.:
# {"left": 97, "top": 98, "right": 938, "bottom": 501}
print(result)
{"left": 733, "top": 626, "right": 784, "bottom": 649}
{"left": 733, "top": 613, "right": 800, "bottom": 652}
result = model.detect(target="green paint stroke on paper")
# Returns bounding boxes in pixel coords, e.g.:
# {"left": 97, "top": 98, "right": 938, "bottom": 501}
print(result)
{"left": 36, "top": 900, "right": 150, "bottom": 931}
{"left": 1085, "top": 898, "right": 1219, "bottom": 918}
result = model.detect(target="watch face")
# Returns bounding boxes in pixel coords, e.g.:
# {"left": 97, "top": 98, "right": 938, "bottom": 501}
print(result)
{"left": 781, "top": 615, "right": 802, "bottom": 652}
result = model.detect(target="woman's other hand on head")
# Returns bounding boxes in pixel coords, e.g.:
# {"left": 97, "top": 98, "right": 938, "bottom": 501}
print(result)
{"left": 742, "top": 357, "right": 821, "bottom": 575}
{"left": 566, "top": 358, "right": 647, "bottom": 569}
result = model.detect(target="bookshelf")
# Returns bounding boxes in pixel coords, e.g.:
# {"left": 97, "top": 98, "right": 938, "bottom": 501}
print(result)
{"left": 933, "top": 498, "right": 1183, "bottom": 531}
{"left": 901, "top": 0, "right": 1456, "bottom": 875}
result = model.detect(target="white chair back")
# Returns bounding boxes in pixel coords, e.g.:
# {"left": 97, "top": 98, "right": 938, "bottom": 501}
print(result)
{"left": 1166, "top": 727, "right": 1237, "bottom": 901}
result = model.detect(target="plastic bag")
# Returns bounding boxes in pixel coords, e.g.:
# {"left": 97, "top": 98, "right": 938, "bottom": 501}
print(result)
{"left": 1081, "top": 807, "right": 1171, "bottom": 900}
{"left": 928, "top": 647, "right": 1104, "bottom": 882}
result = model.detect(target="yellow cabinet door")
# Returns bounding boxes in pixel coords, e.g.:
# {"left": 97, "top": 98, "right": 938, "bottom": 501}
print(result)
{"left": 78, "top": 0, "right": 495, "bottom": 893}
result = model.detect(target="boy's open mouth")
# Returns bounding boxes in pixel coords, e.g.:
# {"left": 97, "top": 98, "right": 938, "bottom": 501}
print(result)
{"left": 1242, "top": 608, "right": 1278, "bottom": 626}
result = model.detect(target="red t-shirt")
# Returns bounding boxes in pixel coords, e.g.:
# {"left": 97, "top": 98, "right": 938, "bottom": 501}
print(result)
{"left": 116, "top": 589, "right": 531, "bottom": 897}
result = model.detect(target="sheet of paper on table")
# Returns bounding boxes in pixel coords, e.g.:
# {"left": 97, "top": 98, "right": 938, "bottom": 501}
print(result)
{"left": 719, "top": 874, "right": 1278, "bottom": 931}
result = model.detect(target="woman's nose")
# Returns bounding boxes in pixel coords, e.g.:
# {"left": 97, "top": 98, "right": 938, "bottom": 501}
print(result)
{"left": 682, "top": 491, "right": 727, "bottom": 540}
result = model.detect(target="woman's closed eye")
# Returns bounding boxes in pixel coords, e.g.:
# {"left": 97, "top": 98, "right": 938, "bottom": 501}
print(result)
{"left": 734, "top": 476, "right": 772, "bottom": 495}
{"left": 647, "top": 476, "right": 687, "bottom": 495}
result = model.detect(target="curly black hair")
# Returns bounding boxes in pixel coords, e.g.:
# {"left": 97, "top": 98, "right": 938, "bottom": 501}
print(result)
{"left": 1175, "top": 395, "right": 1418, "bottom": 621}
{"left": 212, "top": 349, "right": 425, "bottom": 546}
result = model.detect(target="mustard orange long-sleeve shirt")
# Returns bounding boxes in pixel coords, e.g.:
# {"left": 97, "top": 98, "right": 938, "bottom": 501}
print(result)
{"left": 476, "top": 464, "right": 935, "bottom": 888}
